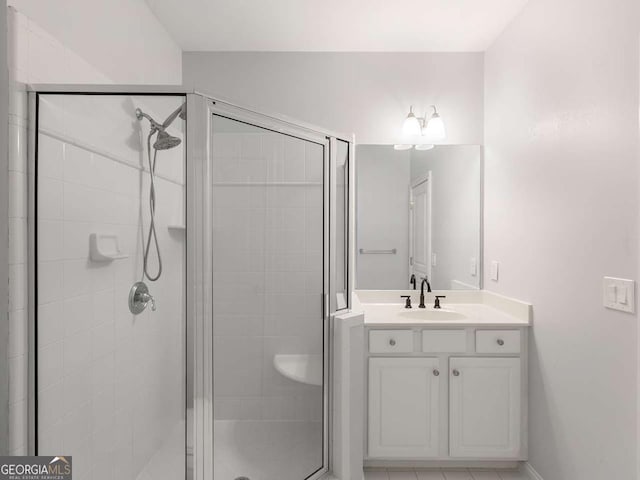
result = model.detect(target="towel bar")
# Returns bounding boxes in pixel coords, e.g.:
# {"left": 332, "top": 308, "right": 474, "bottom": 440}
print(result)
{"left": 359, "top": 248, "right": 397, "bottom": 255}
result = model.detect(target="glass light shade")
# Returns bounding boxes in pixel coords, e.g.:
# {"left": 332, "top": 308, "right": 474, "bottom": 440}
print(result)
{"left": 414, "top": 144, "right": 435, "bottom": 151}
{"left": 394, "top": 144, "right": 413, "bottom": 151}
{"left": 402, "top": 108, "right": 423, "bottom": 137}
{"left": 424, "top": 112, "right": 446, "bottom": 142}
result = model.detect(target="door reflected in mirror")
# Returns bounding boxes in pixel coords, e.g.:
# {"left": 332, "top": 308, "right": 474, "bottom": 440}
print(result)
{"left": 356, "top": 145, "right": 481, "bottom": 291}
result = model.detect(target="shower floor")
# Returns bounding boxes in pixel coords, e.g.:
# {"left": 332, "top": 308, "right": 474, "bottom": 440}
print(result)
{"left": 136, "top": 420, "right": 186, "bottom": 480}
{"left": 214, "top": 420, "right": 324, "bottom": 480}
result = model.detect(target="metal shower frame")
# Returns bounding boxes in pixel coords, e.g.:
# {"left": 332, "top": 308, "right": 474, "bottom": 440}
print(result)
{"left": 26, "top": 85, "right": 355, "bottom": 480}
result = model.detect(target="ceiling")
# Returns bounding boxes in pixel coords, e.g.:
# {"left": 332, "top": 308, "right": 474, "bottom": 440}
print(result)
{"left": 145, "top": 0, "right": 530, "bottom": 52}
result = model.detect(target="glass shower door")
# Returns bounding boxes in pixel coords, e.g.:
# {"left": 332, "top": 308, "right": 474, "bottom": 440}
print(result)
{"left": 34, "top": 93, "right": 187, "bottom": 480}
{"left": 210, "top": 113, "right": 327, "bottom": 480}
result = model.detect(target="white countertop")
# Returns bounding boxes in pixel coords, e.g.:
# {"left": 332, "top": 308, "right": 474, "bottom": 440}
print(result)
{"left": 355, "top": 290, "right": 532, "bottom": 327}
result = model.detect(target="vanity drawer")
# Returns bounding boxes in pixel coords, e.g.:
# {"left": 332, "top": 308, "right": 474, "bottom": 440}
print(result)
{"left": 369, "top": 330, "right": 413, "bottom": 353}
{"left": 476, "top": 330, "right": 521, "bottom": 354}
{"left": 422, "top": 330, "right": 466, "bottom": 353}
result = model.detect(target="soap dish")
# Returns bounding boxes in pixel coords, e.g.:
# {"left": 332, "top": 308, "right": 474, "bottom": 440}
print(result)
{"left": 89, "top": 233, "right": 128, "bottom": 262}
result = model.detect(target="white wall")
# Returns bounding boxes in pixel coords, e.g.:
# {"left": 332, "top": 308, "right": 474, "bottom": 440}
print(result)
{"left": 7, "top": 0, "right": 181, "bottom": 84}
{"left": 7, "top": 7, "right": 110, "bottom": 84}
{"left": 411, "top": 146, "right": 481, "bottom": 290}
{"left": 183, "top": 52, "right": 484, "bottom": 145}
{"left": 484, "top": 0, "right": 639, "bottom": 479}
{"left": 356, "top": 146, "right": 411, "bottom": 289}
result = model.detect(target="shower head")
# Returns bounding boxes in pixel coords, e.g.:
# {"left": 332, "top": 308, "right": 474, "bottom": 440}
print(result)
{"left": 153, "top": 130, "right": 182, "bottom": 150}
{"left": 136, "top": 103, "right": 185, "bottom": 150}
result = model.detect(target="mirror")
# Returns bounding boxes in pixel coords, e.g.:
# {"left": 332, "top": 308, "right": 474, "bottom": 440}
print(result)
{"left": 356, "top": 145, "right": 481, "bottom": 291}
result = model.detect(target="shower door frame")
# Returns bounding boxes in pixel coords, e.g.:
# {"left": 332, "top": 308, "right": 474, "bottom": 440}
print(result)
{"left": 187, "top": 92, "right": 352, "bottom": 480}
{"left": 25, "top": 86, "right": 353, "bottom": 480}
{"left": 26, "top": 87, "right": 191, "bottom": 474}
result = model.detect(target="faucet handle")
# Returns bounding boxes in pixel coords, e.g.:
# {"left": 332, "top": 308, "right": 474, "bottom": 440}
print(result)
{"left": 129, "top": 282, "right": 156, "bottom": 315}
{"left": 139, "top": 292, "right": 156, "bottom": 311}
{"left": 400, "top": 295, "right": 412, "bottom": 309}
{"left": 434, "top": 295, "right": 446, "bottom": 309}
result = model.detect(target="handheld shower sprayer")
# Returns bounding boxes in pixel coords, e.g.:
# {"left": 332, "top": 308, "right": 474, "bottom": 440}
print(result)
{"left": 135, "top": 102, "right": 186, "bottom": 282}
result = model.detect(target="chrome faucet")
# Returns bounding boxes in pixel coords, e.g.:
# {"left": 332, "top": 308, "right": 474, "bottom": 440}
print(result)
{"left": 418, "top": 277, "right": 432, "bottom": 308}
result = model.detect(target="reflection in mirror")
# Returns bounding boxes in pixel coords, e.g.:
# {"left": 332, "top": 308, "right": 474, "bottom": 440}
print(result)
{"left": 356, "top": 145, "right": 481, "bottom": 291}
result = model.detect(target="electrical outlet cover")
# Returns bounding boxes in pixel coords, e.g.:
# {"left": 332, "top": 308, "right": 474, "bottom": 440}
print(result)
{"left": 490, "top": 261, "right": 499, "bottom": 281}
{"left": 603, "top": 277, "right": 635, "bottom": 313}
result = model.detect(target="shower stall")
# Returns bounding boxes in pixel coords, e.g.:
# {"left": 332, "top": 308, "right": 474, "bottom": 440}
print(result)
{"left": 26, "top": 88, "right": 353, "bottom": 480}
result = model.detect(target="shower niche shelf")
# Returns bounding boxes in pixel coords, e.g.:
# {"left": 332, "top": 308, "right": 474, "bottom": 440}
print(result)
{"left": 273, "top": 354, "right": 323, "bottom": 386}
{"left": 89, "top": 233, "right": 128, "bottom": 262}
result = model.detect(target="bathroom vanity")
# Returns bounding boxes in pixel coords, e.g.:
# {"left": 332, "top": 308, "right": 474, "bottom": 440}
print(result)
{"left": 356, "top": 290, "right": 531, "bottom": 467}
{"left": 348, "top": 145, "right": 532, "bottom": 470}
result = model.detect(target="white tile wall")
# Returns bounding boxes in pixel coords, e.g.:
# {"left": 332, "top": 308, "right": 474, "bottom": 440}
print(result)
{"left": 5, "top": 6, "right": 113, "bottom": 457}
{"left": 5, "top": 8, "right": 187, "bottom": 471}
{"left": 211, "top": 127, "right": 325, "bottom": 425}
{"left": 7, "top": 78, "right": 28, "bottom": 456}
{"left": 35, "top": 101, "right": 185, "bottom": 479}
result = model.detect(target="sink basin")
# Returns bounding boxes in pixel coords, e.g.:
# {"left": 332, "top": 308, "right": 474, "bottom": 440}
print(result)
{"left": 397, "top": 309, "right": 467, "bottom": 321}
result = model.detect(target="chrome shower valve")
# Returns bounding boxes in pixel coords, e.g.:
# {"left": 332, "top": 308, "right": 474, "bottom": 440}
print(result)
{"left": 129, "top": 281, "right": 156, "bottom": 314}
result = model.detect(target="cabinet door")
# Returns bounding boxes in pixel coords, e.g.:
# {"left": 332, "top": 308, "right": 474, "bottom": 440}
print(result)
{"left": 368, "top": 357, "right": 440, "bottom": 458}
{"left": 449, "top": 357, "right": 521, "bottom": 458}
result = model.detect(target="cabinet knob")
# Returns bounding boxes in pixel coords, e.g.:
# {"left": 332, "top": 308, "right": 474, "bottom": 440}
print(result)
{"left": 389, "top": 339, "right": 396, "bottom": 346}
{"left": 452, "top": 369, "right": 460, "bottom": 377}
{"left": 497, "top": 339, "right": 505, "bottom": 346}
{"left": 433, "top": 369, "right": 440, "bottom": 377}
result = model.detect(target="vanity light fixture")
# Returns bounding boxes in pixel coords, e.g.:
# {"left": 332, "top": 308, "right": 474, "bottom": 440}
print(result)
{"left": 402, "top": 106, "right": 423, "bottom": 136}
{"left": 395, "top": 105, "right": 446, "bottom": 151}
{"left": 423, "top": 105, "right": 446, "bottom": 142}
{"left": 394, "top": 144, "right": 413, "bottom": 151}
{"left": 414, "top": 144, "right": 435, "bottom": 151}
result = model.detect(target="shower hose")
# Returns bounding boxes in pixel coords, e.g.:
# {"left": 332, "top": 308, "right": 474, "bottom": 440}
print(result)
{"left": 144, "top": 132, "right": 162, "bottom": 281}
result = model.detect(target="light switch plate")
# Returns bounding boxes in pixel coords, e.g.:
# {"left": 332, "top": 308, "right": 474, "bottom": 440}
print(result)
{"left": 431, "top": 253, "right": 437, "bottom": 267}
{"left": 603, "top": 277, "right": 635, "bottom": 313}
{"left": 490, "top": 261, "right": 499, "bottom": 281}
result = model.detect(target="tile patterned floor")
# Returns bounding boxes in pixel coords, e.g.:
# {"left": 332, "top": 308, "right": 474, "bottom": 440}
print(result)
{"left": 364, "top": 468, "right": 532, "bottom": 480}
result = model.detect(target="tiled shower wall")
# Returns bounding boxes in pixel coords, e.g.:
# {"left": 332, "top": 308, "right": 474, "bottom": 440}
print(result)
{"left": 35, "top": 94, "right": 185, "bottom": 479}
{"left": 6, "top": 11, "right": 187, "bottom": 480}
{"left": 7, "top": 84, "right": 28, "bottom": 456}
{"left": 6, "top": 7, "right": 114, "bottom": 455}
{"left": 211, "top": 130, "right": 324, "bottom": 423}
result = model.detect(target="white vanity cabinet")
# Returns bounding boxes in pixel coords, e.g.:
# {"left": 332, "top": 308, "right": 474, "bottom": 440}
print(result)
{"left": 449, "top": 356, "right": 521, "bottom": 458}
{"left": 368, "top": 357, "right": 441, "bottom": 457}
{"left": 366, "top": 326, "right": 528, "bottom": 463}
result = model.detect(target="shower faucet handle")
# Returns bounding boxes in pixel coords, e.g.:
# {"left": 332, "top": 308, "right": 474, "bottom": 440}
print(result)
{"left": 129, "top": 282, "right": 156, "bottom": 314}
{"left": 139, "top": 291, "right": 156, "bottom": 311}
{"left": 142, "top": 292, "right": 156, "bottom": 311}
